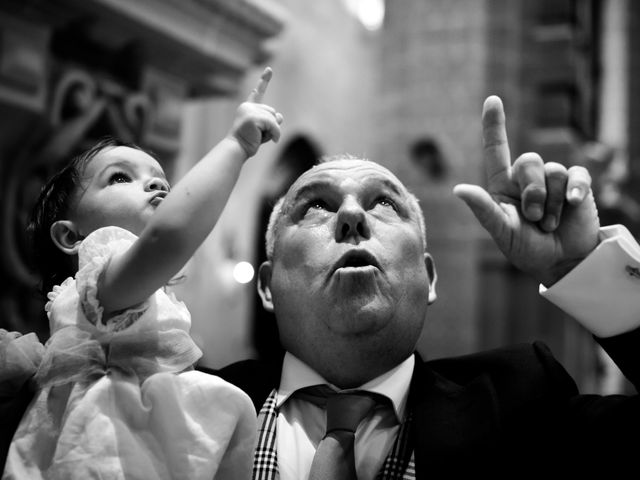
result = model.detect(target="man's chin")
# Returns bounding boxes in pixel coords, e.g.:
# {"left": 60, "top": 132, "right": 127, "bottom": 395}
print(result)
{"left": 327, "top": 299, "right": 394, "bottom": 336}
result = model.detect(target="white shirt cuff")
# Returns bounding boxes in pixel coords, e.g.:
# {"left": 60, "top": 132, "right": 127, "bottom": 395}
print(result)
{"left": 540, "top": 224, "right": 640, "bottom": 338}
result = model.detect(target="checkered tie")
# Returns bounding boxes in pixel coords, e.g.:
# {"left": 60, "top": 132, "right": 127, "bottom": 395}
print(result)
{"left": 297, "top": 386, "right": 377, "bottom": 480}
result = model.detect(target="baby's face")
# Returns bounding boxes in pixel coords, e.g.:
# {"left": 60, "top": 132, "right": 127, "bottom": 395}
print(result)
{"left": 69, "top": 146, "right": 170, "bottom": 237}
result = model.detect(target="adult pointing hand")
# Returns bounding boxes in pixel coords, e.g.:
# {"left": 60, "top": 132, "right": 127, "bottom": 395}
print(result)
{"left": 453, "top": 95, "right": 600, "bottom": 287}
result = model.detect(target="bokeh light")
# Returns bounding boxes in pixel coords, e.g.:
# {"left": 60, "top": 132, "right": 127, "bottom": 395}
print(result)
{"left": 233, "top": 261, "right": 255, "bottom": 284}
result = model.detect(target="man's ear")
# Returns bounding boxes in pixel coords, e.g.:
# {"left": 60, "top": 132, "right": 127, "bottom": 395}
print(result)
{"left": 257, "top": 260, "right": 275, "bottom": 312}
{"left": 424, "top": 252, "right": 438, "bottom": 305}
{"left": 50, "top": 220, "right": 83, "bottom": 255}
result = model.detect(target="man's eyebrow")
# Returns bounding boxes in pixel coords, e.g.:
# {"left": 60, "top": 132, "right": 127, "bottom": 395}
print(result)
{"left": 290, "top": 176, "right": 406, "bottom": 203}
{"left": 289, "top": 181, "right": 332, "bottom": 204}
{"left": 368, "top": 178, "right": 404, "bottom": 197}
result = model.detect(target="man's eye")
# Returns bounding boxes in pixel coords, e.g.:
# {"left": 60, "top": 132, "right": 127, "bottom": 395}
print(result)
{"left": 306, "top": 199, "right": 329, "bottom": 211}
{"left": 108, "top": 172, "right": 131, "bottom": 184}
{"left": 375, "top": 197, "right": 396, "bottom": 209}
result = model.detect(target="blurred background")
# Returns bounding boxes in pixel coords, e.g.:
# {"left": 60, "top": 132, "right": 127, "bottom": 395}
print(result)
{"left": 1, "top": 0, "right": 637, "bottom": 394}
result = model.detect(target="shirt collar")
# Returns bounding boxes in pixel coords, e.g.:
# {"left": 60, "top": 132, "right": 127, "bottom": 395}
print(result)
{"left": 276, "top": 351, "right": 415, "bottom": 422}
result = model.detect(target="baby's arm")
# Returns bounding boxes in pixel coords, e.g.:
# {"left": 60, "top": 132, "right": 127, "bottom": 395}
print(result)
{"left": 98, "top": 68, "right": 282, "bottom": 316}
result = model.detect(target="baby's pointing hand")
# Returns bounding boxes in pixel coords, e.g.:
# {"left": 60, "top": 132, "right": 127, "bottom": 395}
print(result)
{"left": 229, "top": 67, "right": 284, "bottom": 158}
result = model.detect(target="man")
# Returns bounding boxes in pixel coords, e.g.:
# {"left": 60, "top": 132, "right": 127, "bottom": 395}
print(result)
{"left": 218, "top": 96, "right": 640, "bottom": 478}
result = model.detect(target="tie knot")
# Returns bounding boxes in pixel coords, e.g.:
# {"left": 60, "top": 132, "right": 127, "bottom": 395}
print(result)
{"left": 294, "top": 385, "right": 379, "bottom": 435}
{"left": 326, "top": 392, "right": 376, "bottom": 434}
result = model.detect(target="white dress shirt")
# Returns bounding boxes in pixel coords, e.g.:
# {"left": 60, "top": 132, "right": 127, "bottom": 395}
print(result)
{"left": 275, "top": 352, "right": 414, "bottom": 480}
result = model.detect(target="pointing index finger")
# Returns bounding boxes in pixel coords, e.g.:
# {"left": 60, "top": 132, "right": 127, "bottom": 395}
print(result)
{"left": 482, "top": 95, "right": 512, "bottom": 189}
{"left": 247, "top": 67, "right": 273, "bottom": 103}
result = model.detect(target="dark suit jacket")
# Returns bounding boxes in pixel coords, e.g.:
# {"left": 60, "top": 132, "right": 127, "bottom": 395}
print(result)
{"left": 214, "top": 332, "right": 640, "bottom": 478}
{"left": 3, "top": 331, "right": 639, "bottom": 477}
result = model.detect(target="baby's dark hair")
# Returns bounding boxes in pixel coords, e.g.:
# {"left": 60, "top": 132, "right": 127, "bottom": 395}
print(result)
{"left": 28, "top": 136, "right": 142, "bottom": 295}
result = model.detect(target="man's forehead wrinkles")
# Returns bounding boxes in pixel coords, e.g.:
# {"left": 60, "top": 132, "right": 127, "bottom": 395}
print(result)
{"left": 290, "top": 170, "right": 405, "bottom": 200}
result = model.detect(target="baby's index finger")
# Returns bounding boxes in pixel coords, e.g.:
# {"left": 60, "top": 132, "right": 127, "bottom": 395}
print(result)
{"left": 247, "top": 67, "right": 273, "bottom": 103}
{"left": 482, "top": 95, "right": 512, "bottom": 185}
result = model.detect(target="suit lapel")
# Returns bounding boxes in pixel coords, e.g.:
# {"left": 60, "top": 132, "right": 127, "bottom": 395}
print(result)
{"left": 409, "top": 357, "right": 500, "bottom": 477}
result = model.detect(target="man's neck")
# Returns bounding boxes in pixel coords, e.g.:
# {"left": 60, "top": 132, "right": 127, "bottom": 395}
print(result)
{"left": 278, "top": 351, "right": 416, "bottom": 421}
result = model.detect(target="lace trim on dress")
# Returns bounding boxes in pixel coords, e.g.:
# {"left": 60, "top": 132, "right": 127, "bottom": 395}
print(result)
{"left": 45, "top": 277, "right": 73, "bottom": 314}
{"left": 75, "top": 226, "right": 150, "bottom": 332}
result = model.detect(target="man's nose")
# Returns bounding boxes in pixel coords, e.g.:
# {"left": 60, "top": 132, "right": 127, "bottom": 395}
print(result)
{"left": 145, "top": 177, "right": 168, "bottom": 192}
{"left": 335, "top": 198, "right": 370, "bottom": 242}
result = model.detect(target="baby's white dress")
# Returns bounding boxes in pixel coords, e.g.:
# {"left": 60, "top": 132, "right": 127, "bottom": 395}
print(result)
{"left": 3, "top": 227, "right": 256, "bottom": 480}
